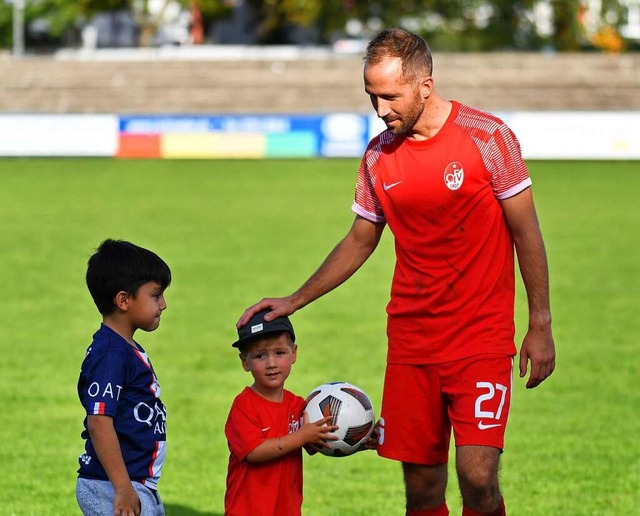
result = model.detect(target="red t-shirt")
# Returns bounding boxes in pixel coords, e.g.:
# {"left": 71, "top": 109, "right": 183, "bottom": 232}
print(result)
{"left": 353, "top": 101, "right": 530, "bottom": 364}
{"left": 224, "top": 387, "right": 305, "bottom": 516}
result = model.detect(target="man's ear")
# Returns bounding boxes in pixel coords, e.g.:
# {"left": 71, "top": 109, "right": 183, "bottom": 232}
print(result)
{"left": 420, "top": 76, "right": 434, "bottom": 100}
{"left": 113, "top": 291, "right": 130, "bottom": 311}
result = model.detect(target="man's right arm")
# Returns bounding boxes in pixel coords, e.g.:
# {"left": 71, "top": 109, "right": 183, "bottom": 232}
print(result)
{"left": 237, "top": 215, "right": 385, "bottom": 327}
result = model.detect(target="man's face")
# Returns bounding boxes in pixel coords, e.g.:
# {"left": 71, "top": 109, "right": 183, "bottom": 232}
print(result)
{"left": 364, "top": 56, "right": 425, "bottom": 136}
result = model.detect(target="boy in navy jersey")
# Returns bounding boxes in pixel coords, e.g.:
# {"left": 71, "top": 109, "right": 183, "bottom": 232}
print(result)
{"left": 76, "top": 239, "right": 171, "bottom": 516}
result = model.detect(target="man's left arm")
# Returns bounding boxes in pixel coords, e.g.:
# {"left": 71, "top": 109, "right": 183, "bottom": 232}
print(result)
{"left": 501, "top": 187, "right": 556, "bottom": 388}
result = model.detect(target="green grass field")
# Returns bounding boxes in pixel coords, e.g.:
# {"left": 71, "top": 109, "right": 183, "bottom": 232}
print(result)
{"left": 0, "top": 158, "right": 638, "bottom": 515}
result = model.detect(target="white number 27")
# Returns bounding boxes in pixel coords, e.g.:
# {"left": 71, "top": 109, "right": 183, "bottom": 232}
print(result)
{"left": 475, "top": 382, "right": 508, "bottom": 420}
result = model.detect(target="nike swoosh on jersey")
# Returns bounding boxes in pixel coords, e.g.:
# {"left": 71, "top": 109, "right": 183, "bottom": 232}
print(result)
{"left": 478, "top": 421, "right": 502, "bottom": 430}
{"left": 261, "top": 427, "right": 271, "bottom": 432}
{"left": 383, "top": 181, "right": 403, "bottom": 191}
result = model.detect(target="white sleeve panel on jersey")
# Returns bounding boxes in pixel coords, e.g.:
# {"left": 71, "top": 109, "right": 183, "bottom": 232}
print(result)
{"left": 488, "top": 124, "right": 530, "bottom": 196}
{"left": 495, "top": 177, "right": 532, "bottom": 200}
{"left": 455, "top": 104, "right": 530, "bottom": 198}
{"left": 351, "top": 202, "right": 386, "bottom": 223}
{"left": 353, "top": 134, "right": 386, "bottom": 220}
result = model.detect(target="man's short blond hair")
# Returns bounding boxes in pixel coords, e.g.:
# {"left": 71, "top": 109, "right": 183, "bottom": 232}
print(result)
{"left": 364, "top": 27, "right": 433, "bottom": 83}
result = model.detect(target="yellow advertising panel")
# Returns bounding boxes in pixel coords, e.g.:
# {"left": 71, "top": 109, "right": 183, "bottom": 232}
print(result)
{"left": 161, "top": 133, "right": 266, "bottom": 159}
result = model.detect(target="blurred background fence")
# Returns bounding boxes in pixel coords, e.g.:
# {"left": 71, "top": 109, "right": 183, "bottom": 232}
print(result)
{"left": 1, "top": 49, "right": 639, "bottom": 114}
{"left": 1, "top": 0, "right": 639, "bottom": 159}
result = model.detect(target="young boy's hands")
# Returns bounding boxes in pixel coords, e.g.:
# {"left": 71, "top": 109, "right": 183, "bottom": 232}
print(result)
{"left": 359, "top": 419, "right": 380, "bottom": 451}
{"left": 113, "top": 484, "right": 141, "bottom": 516}
{"left": 246, "top": 412, "right": 339, "bottom": 462}
{"left": 299, "top": 412, "right": 338, "bottom": 450}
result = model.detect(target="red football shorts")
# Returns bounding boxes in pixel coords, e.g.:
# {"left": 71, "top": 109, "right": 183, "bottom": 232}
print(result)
{"left": 377, "top": 354, "right": 514, "bottom": 465}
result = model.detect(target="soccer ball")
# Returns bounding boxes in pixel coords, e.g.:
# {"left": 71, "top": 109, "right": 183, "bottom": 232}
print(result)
{"left": 304, "top": 381, "right": 375, "bottom": 457}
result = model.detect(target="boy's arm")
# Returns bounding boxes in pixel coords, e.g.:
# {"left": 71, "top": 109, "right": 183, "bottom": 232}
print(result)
{"left": 87, "top": 415, "right": 141, "bottom": 516}
{"left": 245, "top": 415, "right": 337, "bottom": 463}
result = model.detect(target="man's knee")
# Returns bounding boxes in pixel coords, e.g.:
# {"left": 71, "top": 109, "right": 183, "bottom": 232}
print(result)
{"left": 458, "top": 468, "right": 499, "bottom": 500}
{"left": 456, "top": 446, "right": 502, "bottom": 510}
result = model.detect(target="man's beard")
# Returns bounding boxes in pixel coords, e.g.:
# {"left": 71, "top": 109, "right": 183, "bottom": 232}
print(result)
{"left": 384, "top": 91, "right": 424, "bottom": 136}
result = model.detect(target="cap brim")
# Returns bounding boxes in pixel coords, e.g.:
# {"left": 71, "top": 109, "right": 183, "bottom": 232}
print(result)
{"left": 232, "top": 328, "right": 295, "bottom": 348}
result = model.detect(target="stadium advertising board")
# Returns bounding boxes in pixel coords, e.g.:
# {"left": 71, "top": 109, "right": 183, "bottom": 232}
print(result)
{"left": 118, "top": 114, "right": 371, "bottom": 159}
{"left": 504, "top": 111, "right": 640, "bottom": 160}
{"left": 0, "top": 114, "right": 118, "bottom": 156}
{"left": 1, "top": 112, "right": 639, "bottom": 159}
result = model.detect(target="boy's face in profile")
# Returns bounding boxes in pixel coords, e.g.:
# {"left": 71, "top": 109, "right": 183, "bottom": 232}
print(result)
{"left": 124, "top": 281, "right": 167, "bottom": 332}
{"left": 240, "top": 333, "right": 297, "bottom": 400}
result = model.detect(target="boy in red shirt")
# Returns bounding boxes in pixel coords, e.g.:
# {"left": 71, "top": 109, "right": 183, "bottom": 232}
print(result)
{"left": 224, "top": 310, "right": 337, "bottom": 516}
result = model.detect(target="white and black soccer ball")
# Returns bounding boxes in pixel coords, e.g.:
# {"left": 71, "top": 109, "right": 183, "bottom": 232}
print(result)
{"left": 304, "top": 381, "right": 375, "bottom": 457}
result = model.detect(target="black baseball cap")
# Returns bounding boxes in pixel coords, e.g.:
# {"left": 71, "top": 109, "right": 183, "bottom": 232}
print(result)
{"left": 232, "top": 309, "right": 296, "bottom": 349}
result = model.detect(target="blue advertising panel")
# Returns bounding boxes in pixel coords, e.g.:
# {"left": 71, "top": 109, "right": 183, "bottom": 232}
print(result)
{"left": 119, "top": 114, "right": 373, "bottom": 159}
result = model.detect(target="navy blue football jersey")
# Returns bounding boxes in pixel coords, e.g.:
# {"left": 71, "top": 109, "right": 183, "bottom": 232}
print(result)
{"left": 77, "top": 324, "right": 166, "bottom": 488}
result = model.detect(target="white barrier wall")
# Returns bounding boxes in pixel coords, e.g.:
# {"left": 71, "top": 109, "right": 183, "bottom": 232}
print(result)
{"left": 0, "top": 112, "right": 638, "bottom": 159}
{"left": 505, "top": 112, "right": 640, "bottom": 160}
{"left": 0, "top": 115, "right": 119, "bottom": 157}
{"left": 369, "top": 111, "right": 640, "bottom": 160}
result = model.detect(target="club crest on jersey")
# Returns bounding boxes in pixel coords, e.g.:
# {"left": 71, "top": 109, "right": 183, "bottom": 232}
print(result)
{"left": 444, "top": 162, "right": 464, "bottom": 190}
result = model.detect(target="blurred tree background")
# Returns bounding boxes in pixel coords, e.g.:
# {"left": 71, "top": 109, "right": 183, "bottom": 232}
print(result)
{"left": 0, "top": 0, "right": 634, "bottom": 52}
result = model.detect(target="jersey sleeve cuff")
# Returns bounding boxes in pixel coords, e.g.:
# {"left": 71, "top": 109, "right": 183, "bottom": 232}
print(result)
{"left": 496, "top": 178, "right": 532, "bottom": 200}
{"left": 351, "top": 202, "right": 386, "bottom": 223}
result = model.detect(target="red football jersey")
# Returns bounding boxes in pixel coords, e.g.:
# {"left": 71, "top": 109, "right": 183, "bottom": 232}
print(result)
{"left": 225, "top": 387, "right": 305, "bottom": 516}
{"left": 353, "top": 101, "right": 530, "bottom": 364}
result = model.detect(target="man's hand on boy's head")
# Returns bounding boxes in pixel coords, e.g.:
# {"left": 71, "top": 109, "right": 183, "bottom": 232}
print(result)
{"left": 299, "top": 412, "right": 339, "bottom": 450}
{"left": 237, "top": 296, "right": 297, "bottom": 328}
